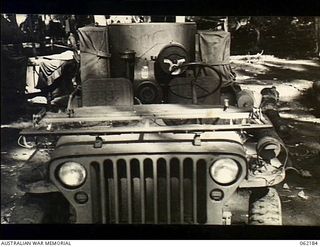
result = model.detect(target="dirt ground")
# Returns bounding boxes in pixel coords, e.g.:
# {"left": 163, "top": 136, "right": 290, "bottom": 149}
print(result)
{"left": 1, "top": 55, "right": 320, "bottom": 225}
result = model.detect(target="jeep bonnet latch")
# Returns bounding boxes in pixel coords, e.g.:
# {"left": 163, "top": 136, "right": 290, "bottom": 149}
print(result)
{"left": 94, "top": 136, "right": 103, "bottom": 148}
{"left": 193, "top": 133, "right": 202, "bottom": 146}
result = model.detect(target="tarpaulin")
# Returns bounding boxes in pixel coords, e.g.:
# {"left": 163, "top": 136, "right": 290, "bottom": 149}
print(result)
{"left": 34, "top": 51, "right": 76, "bottom": 96}
{"left": 197, "top": 31, "right": 236, "bottom": 87}
{"left": 36, "top": 59, "right": 65, "bottom": 88}
{"left": 78, "top": 26, "right": 110, "bottom": 83}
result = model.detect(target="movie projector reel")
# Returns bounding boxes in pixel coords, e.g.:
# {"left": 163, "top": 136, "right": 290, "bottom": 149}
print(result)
{"left": 157, "top": 43, "right": 190, "bottom": 76}
{"left": 135, "top": 43, "right": 189, "bottom": 104}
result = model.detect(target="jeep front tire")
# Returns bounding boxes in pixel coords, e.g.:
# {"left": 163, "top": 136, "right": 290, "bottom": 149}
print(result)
{"left": 248, "top": 187, "right": 282, "bottom": 225}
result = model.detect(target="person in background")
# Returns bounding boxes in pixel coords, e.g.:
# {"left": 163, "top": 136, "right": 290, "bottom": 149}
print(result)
{"left": 28, "top": 31, "right": 79, "bottom": 110}
{"left": 1, "top": 14, "right": 28, "bottom": 122}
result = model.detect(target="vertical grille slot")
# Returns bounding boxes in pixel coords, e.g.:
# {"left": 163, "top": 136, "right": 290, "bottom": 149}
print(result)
{"left": 140, "top": 158, "right": 146, "bottom": 223}
{"left": 196, "top": 159, "right": 207, "bottom": 224}
{"left": 104, "top": 159, "right": 114, "bottom": 223}
{"left": 157, "top": 158, "right": 167, "bottom": 224}
{"left": 170, "top": 158, "right": 180, "bottom": 224}
{"left": 192, "top": 159, "right": 198, "bottom": 223}
{"left": 113, "top": 160, "right": 120, "bottom": 223}
{"left": 130, "top": 159, "right": 141, "bottom": 223}
{"left": 118, "top": 159, "right": 128, "bottom": 223}
{"left": 144, "top": 158, "right": 154, "bottom": 223}
{"left": 90, "top": 162, "right": 102, "bottom": 222}
{"left": 179, "top": 158, "right": 184, "bottom": 224}
{"left": 166, "top": 158, "right": 171, "bottom": 224}
{"left": 126, "top": 159, "right": 132, "bottom": 224}
{"left": 153, "top": 159, "right": 158, "bottom": 224}
{"left": 183, "top": 158, "right": 193, "bottom": 224}
{"left": 95, "top": 162, "right": 107, "bottom": 223}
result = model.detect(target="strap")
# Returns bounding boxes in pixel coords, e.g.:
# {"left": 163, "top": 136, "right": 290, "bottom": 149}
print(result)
{"left": 80, "top": 49, "right": 111, "bottom": 58}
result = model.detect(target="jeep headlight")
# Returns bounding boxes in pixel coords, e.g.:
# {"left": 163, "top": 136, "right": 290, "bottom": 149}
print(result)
{"left": 58, "top": 162, "right": 87, "bottom": 187}
{"left": 210, "top": 158, "right": 239, "bottom": 185}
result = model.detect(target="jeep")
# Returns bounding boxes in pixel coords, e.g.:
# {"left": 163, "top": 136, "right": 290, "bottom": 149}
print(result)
{"left": 12, "top": 21, "right": 287, "bottom": 225}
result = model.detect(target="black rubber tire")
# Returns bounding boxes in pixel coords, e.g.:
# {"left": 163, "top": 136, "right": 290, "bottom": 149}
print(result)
{"left": 10, "top": 196, "right": 47, "bottom": 224}
{"left": 249, "top": 187, "right": 282, "bottom": 225}
{"left": 10, "top": 193, "right": 70, "bottom": 224}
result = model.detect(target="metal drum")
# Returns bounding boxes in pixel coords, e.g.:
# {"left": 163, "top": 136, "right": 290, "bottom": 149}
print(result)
{"left": 108, "top": 23, "right": 197, "bottom": 78}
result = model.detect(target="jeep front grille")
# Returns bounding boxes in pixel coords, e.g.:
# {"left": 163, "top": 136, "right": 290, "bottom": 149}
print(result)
{"left": 90, "top": 155, "right": 208, "bottom": 224}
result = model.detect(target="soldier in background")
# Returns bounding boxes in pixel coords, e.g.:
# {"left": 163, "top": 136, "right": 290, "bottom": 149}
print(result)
{"left": 1, "top": 14, "right": 28, "bottom": 122}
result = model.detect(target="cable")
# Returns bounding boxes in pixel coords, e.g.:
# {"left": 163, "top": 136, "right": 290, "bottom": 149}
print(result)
{"left": 17, "top": 136, "right": 34, "bottom": 149}
{"left": 134, "top": 97, "right": 143, "bottom": 105}
{"left": 279, "top": 142, "right": 289, "bottom": 168}
{"left": 151, "top": 119, "right": 167, "bottom": 127}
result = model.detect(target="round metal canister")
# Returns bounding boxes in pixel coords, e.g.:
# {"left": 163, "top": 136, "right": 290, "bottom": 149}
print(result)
{"left": 236, "top": 89, "right": 255, "bottom": 108}
{"left": 108, "top": 23, "right": 196, "bottom": 78}
{"left": 134, "top": 80, "right": 163, "bottom": 104}
{"left": 256, "top": 136, "right": 282, "bottom": 160}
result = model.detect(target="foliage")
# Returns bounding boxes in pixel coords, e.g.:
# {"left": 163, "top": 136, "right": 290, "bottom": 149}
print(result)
{"left": 229, "top": 16, "right": 317, "bottom": 57}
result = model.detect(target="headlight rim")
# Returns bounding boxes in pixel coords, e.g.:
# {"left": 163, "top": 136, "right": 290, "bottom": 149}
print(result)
{"left": 209, "top": 158, "right": 241, "bottom": 186}
{"left": 57, "top": 161, "right": 87, "bottom": 188}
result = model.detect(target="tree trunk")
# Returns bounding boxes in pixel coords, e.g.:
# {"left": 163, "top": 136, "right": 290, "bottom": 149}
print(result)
{"left": 315, "top": 17, "right": 320, "bottom": 55}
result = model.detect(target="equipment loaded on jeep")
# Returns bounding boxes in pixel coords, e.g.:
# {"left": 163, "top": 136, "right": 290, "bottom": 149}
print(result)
{"left": 13, "top": 22, "right": 288, "bottom": 225}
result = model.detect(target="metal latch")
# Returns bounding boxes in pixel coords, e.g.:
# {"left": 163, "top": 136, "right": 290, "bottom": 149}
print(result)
{"left": 193, "top": 133, "right": 201, "bottom": 146}
{"left": 94, "top": 136, "right": 103, "bottom": 148}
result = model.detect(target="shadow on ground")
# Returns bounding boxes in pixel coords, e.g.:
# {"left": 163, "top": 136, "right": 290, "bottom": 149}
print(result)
{"left": 232, "top": 56, "right": 320, "bottom": 81}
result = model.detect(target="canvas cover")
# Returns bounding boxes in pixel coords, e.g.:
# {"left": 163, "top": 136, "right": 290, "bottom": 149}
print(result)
{"left": 78, "top": 26, "right": 110, "bottom": 83}
{"left": 168, "top": 76, "right": 220, "bottom": 105}
{"left": 197, "top": 31, "right": 236, "bottom": 87}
